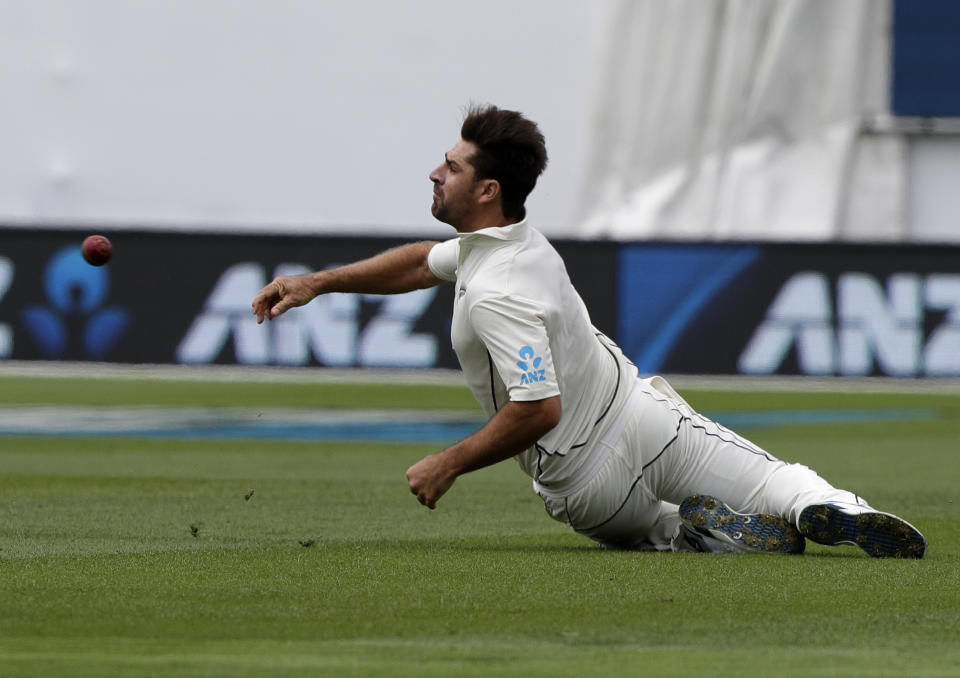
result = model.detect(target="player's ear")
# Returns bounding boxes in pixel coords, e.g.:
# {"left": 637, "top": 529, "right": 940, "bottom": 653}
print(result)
{"left": 476, "top": 178, "right": 500, "bottom": 205}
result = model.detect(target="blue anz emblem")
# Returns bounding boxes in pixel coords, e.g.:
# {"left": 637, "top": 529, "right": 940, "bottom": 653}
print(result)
{"left": 21, "top": 245, "right": 130, "bottom": 359}
{"left": 517, "top": 345, "right": 546, "bottom": 385}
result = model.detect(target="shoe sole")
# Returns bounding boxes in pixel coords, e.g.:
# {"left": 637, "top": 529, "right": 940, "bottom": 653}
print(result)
{"left": 798, "top": 504, "right": 927, "bottom": 558}
{"left": 679, "top": 494, "right": 805, "bottom": 554}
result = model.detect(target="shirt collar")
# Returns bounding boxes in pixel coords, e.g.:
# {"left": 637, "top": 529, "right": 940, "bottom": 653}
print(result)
{"left": 457, "top": 218, "right": 528, "bottom": 243}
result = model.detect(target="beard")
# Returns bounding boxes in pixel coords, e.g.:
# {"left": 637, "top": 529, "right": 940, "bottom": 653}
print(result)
{"left": 431, "top": 192, "right": 455, "bottom": 226}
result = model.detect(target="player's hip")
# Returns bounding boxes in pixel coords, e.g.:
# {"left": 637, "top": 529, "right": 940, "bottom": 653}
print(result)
{"left": 533, "top": 379, "right": 683, "bottom": 526}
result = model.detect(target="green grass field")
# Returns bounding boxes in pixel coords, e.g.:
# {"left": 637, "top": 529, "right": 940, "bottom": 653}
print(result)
{"left": 1, "top": 373, "right": 958, "bottom": 677}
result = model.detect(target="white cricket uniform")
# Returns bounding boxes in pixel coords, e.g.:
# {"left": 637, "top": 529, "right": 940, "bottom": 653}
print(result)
{"left": 427, "top": 220, "right": 859, "bottom": 551}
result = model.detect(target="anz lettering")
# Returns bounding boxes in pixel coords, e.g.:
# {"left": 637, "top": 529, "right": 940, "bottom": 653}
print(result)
{"left": 177, "top": 263, "right": 439, "bottom": 367}
{"left": 0, "top": 256, "right": 12, "bottom": 358}
{"left": 739, "top": 272, "right": 960, "bottom": 377}
{"left": 517, "top": 345, "right": 546, "bottom": 385}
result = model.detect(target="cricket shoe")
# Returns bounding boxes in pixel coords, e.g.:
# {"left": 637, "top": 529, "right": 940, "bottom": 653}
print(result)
{"left": 678, "top": 494, "right": 805, "bottom": 554}
{"left": 797, "top": 502, "right": 927, "bottom": 559}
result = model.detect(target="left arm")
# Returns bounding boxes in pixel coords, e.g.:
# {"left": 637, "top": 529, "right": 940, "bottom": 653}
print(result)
{"left": 405, "top": 396, "right": 561, "bottom": 509}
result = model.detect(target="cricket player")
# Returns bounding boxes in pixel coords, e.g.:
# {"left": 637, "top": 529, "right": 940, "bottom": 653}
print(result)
{"left": 252, "top": 105, "right": 926, "bottom": 558}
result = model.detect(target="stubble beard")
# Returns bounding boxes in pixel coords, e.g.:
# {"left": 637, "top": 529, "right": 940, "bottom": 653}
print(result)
{"left": 431, "top": 193, "right": 454, "bottom": 226}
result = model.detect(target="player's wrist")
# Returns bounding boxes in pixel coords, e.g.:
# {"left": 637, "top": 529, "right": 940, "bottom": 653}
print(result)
{"left": 305, "top": 271, "right": 330, "bottom": 297}
{"left": 437, "top": 446, "right": 470, "bottom": 479}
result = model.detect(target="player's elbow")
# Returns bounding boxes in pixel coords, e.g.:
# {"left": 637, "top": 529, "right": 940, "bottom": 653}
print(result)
{"left": 506, "top": 396, "right": 562, "bottom": 440}
{"left": 534, "top": 396, "right": 562, "bottom": 434}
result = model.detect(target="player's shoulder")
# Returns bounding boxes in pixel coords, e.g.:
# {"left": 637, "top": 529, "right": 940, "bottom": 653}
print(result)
{"left": 426, "top": 238, "right": 459, "bottom": 282}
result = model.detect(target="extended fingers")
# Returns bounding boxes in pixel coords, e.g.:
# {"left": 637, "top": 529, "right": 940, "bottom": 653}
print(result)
{"left": 252, "top": 280, "right": 284, "bottom": 323}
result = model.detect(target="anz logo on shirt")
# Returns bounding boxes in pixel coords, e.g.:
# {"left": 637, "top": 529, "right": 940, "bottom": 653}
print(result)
{"left": 517, "top": 345, "right": 546, "bottom": 385}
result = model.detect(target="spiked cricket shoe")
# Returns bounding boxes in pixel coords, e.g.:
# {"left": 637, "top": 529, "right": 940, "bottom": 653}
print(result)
{"left": 679, "top": 494, "right": 805, "bottom": 554}
{"left": 798, "top": 502, "right": 927, "bottom": 558}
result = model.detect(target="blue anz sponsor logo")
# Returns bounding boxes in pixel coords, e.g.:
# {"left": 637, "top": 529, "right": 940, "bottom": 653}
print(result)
{"left": 21, "top": 246, "right": 130, "bottom": 359}
{"left": 517, "top": 345, "right": 546, "bottom": 385}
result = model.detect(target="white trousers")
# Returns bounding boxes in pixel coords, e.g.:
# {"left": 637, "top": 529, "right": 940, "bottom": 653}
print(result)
{"left": 534, "top": 377, "right": 862, "bottom": 551}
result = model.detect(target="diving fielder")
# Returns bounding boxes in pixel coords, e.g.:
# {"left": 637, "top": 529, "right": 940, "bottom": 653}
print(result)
{"left": 251, "top": 105, "right": 926, "bottom": 558}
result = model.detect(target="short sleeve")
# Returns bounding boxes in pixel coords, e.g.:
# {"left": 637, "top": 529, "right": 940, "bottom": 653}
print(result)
{"left": 468, "top": 295, "right": 560, "bottom": 402}
{"left": 426, "top": 238, "right": 459, "bottom": 282}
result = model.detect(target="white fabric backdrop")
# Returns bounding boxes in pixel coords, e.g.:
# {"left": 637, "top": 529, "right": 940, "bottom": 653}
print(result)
{"left": 577, "top": 0, "right": 907, "bottom": 242}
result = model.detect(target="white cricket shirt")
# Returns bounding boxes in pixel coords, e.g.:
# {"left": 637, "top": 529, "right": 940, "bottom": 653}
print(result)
{"left": 427, "top": 219, "right": 639, "bottom": 485}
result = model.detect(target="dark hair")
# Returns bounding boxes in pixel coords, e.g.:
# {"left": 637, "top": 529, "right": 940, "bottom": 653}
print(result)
{"left": 460, "top": 104, "right": 548, "bottom": 220}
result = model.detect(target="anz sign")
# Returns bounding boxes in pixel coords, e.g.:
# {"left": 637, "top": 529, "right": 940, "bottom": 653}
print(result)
{"left": 517, "top": 345, "right": 546, "bottom": 385}
{"left": 739, "top": 272, "right": 960, "bottom": 377}
{"left": 178, "top": 262, "right": 439, "bottom": 367}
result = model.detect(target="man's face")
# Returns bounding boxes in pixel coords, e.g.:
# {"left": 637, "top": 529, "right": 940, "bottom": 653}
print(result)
{"left": 429, "top": 140, "right": 480, "bottom": 227}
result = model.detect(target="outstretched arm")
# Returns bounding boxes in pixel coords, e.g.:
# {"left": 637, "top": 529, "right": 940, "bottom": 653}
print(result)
{"left": 405, "top": 396, "right": 562, "bottom": 509}
{"left": 252, "top": 241, "right": 444, "bottom": 323}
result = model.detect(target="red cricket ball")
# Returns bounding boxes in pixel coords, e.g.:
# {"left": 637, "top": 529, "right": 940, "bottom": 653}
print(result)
{"left": 81, "top": 235, "right": 113, "bottom": 266}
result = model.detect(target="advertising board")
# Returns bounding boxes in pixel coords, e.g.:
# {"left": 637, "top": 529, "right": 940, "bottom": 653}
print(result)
{"left": 618, "top": 243, "right": 960, "bottom": 377}
{"left": 0, "top": 229, "right": 615, "bottom": 370}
